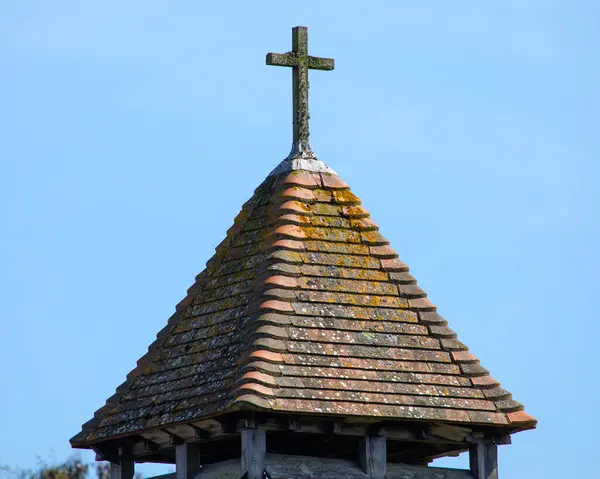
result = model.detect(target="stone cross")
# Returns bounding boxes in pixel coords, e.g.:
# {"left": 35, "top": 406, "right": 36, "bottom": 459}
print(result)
{"left": 266, "top": 26, "right": 334, "bottom": 160}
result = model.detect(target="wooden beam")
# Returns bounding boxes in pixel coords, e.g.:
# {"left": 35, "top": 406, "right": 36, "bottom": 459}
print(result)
{"left": 470, "top": 443, "right": 498, "bottom": 479}
{"left": 175, "top": 442, "right": 201, "bottom": 479}
{"left": 93, "top": 446, "right": 119, "bottom": 464}
{"left": 140, "top": 429, "right": 172, "bottom": 444}
{"left": 168, "top": 424, "right": 198, "bottom": 440}
{"left": 429, "top": 424, "right": 472, "bottom": 442}
{"left": 109, "top": 444, "right": 134, "bottom": 479}
{"left": 110, "top": 461, "right": 134, "bottom": 479}
{"left": 143, "top": 440, "right": 158, "bottom": 452}
{"left": 131, "top": 439, "right": 171, "bottom": 458}
{"left": 244, "top": 415, "right": 259, "bottom": 429}
{"left": 241, "top": 427, "right": 266, "bottom": 479}
{"left": 163, "top": 430, "right": 184, "bottom": 446}
{"left": 190, "top": 424, "right": 211, "bottom": 440}
{"left": 287, "top": 419, "right": 300, "bottom": 432}
{"left": 218, "top": 417, "right": 237, "bottom": 434}
{"left": 359, "top": 434, "right": 386, "bottom": 479}
{"left": 181, "top": 415, "right": 491, "bottom": 445}
{"left": 388, "top": 441, "right": 468, "bottom": 467}
{"left": 285, "top": 418, "right": 324, "bottom": 434}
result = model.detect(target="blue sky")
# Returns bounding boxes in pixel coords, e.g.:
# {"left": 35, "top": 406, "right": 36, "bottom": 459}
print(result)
{"left": 1, "top": 1, "right": 598, "bottom": 477}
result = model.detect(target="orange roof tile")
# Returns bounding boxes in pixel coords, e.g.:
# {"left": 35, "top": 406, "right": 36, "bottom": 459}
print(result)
{"left": 71, "top": 167, "right": 536, "bottom": 447}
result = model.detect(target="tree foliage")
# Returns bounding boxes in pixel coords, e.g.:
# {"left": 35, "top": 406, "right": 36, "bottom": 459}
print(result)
{"left": 1, "top": 457, "right": 142, "bottom": 479}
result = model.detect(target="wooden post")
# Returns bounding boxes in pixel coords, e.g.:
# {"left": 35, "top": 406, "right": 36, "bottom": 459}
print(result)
{"left": 110, "top": 460, "right": 134, "bottom": 479}
{"left": 241, "top": 427, "right": 266, "bottom": 479}
{"left": 469, "top": 443, "right": 498, "bottom": 479}
{"left": 176, "top": 442, "right": 201, "bottom": 479}
{"left": 359, "top": 434, "right": 386, "bottom": 479}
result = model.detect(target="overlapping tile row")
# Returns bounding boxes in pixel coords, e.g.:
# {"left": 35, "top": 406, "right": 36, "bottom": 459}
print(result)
{"left": 72, "top": 177, "right": 275, "bottom": 443}
{"left": 235, "top": 171, "right": 533, "bottom": 428}
{"left": 72, "top": 169, "right": 535, "bottom": 447}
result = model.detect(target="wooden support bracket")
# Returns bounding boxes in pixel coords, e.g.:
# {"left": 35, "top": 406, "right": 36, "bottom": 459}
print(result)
{"left": 218, "top": 417, "right": 237, "bottom": 434}
{"left": 244, "top": 413, "right": 261, "bottom": 430}
{"left": 163, "top": 430, "right": 184, "bottom": 446}
{"left": 143, "top": 440, "right": 158, "bottom": 452}
{"left": 189, "top": 424, "right": 211, "bottom": 440}
{"left": 92, "top": 446, "right": 119, "bottom": 464}
{"left": 287, "top": 419, "right": 300, "bottom": 432}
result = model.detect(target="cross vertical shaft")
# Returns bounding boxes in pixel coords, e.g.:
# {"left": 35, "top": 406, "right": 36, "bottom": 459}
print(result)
{"left": 292, "top": 27, "right": 309, "bottom": 153}
{"left": 267, "top": 26, "right": 334, "bottom": 161}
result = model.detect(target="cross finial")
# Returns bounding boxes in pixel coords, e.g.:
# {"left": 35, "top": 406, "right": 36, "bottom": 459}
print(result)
{"left": 267, "top": 26, "right": 334, "bottom": 161}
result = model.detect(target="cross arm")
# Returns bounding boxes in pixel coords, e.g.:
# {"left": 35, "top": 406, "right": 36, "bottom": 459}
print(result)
{"left": 266, "top": 53, "right": 334, "bottom": 71}
{"left": 307, "top": 56, "right": 335, "bottom": 71}
{"left": 266, "top": 53, "right": 298, "bottom": 67}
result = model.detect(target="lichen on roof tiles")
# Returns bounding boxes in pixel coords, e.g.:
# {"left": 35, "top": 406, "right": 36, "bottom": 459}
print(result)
{"left": 71, "top": 168, "right": 536, "bottom": 448}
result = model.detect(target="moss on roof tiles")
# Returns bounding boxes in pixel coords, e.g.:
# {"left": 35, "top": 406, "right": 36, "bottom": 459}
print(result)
{"left": 71, "top": 170, "right": 536, "bottom": 449}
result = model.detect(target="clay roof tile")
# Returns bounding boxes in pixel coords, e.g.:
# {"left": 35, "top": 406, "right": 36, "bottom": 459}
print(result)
{"left": 71, "top": 165, "right": 535, "bottom": 448}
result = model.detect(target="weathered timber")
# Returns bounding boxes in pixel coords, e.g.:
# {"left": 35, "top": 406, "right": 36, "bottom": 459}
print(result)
{"left": 359, "top": 435, "right": 386, "bottom": 479}
{"left": 388, "top": 443, "right": 467, "bottom": 467}
{"left": 93, "top": 447, "right": 119, "bottom": 464}
{"left": 187, "top": 454, "right": 473, "bottom": 479}
{"left": 110, "top": 461, "right": 134, "bottom": 479}
{"left": 127, "top": 420, "right": 482, "bottom": 462}
{"left": 469, "top": 443, "right": 498, "bottom": 479}
{"left": 262, "top": 419, "right": 477, "bottom": 445}
{"left": 132, "top": 439, "right": 170, "bottom": 458}
{"left": 168, "top": 432, "right": 184, "bottom": 446}
{"left": 241, "top": 427, "right": 266, "bottom": 479}
{"left": 143, "top": 440, "right": 158, "bottom": 452}
{"left": 218, "top": 417, "right": 237, "bottom": 434}
{"left": 164, "top": 424, "right": 198, "bottom": 442}
{"left": 140, "top": 429, "right": 172, "bottom": 444}
{"left": 430, "top": 425, "right": 472, "bottom": 442}
{"left": 189, "top": 425, "right": 211, "bottom": 440}
{"left": 176, "top": 443, "right": 201, "bottom": 479}
{"left": 494, "top": 435, "right": 511, "bottom": 446}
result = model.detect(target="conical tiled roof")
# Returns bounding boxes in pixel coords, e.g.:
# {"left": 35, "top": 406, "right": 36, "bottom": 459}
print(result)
{"left": 71, "top": 163, "right": 536, "bottom": 447}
